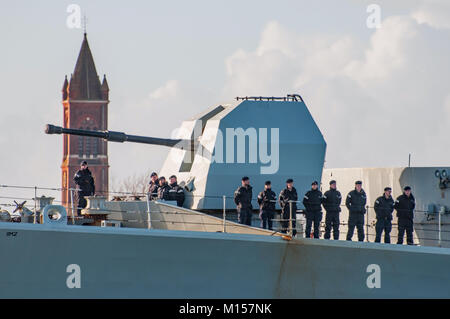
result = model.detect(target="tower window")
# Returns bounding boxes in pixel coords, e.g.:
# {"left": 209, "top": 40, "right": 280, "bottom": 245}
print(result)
{"left": 92, "top": 127, "right": 98, "bottom": 157}
{"left": 78, "top": 126, "right": 84, "bottom": 157}
{"left": 85, "top": 135, "right": 91, "bottom": 156}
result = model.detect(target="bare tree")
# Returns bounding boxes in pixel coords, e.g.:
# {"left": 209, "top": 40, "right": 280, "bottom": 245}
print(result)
{"left": 110, "top": 171, "right": 151, "bottom": 198}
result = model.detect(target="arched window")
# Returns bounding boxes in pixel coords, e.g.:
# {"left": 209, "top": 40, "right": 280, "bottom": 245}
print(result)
{"left": 78, "top": 117, "right": 99, "bottom": 158}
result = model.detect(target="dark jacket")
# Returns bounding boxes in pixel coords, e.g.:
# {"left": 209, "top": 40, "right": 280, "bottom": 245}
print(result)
{"left": 394, "top": 193, "right": 415, "bottom": 220}
{"left": 157, "top": 183, "right": 170, "bottom": 201}
{"left": 168, "top": 182, "right": 185, "bottom": 207}
{"left": 257, "top": 189, "right": 276, "bottom": 211}
{"left": 374, "top": 195, "right": 395, "bottom": 220}
{"left": 345, "top": 189, "right": 367, "bottom": 214}
{"left": 234, "top": 185, "right": 253, "bottom": 211}
{"left": 74, "top": 168, "right": 95, "bottom": 196}
{"left": 322, "top": 189, "right": 342, "bottom": 213}
{"left": 303, "top": 189, "right": 323, "bottom": 212}
{"left": 279, "top": 187, "right": 298, "bottom": 213}
{"left": 148, "top": 181, "right": 159, "bottom": 199}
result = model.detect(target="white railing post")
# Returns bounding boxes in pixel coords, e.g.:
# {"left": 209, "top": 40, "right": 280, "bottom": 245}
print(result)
{"left": 223, "top": 195, "right": 226, "bottom": 233}
{"left": 33, "top": 186, "right": 37, "bottom": 224}
{"left": 438, "top": 206, "right": 443, "bottom": 247}
{"left": 70, "top": 189, "right": 76, "bottom": 225}
{"left": 289, "top": 201, "right": 293, "bottom": 237}
{"left": 146, "top": 193, "right": 152, "bottom": 230}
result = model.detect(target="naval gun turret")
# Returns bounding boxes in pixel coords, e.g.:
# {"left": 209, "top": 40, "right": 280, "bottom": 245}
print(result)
{"left": 46, "top": 95, "right": 327, "bottom": 211}
{"left": 45, "top": 124, "right": 193, "bottom": 150}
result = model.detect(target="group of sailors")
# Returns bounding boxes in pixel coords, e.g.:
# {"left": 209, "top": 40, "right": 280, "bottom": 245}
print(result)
{"left": 147, "top": 172, "right": 185, "bottom": 207}
{"left": 234, "top": 177, "right": 416, "bottom": 245}
{"left": 73, "top": 161, "right": 415, "bottom": 245}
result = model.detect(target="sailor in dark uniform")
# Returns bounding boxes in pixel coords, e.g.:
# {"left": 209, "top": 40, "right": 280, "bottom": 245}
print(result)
{"left": 234, "top": 176, "right": 253, "bottom": 226}
{"left": 147, "top": 172, "right": 159, "bottom": 200}
{"left": 168, "top": 175, "right": 185, "bottom": 207}
{"left": 322, "top": 180, "right": 342, "bottom": 240}
{"left": 157, "top": 176, "right": 170, "bottom": 200}
{"left": 374, "top": 187, "right": 395, "bottom": 243}
{"left": 73, "top": 161, "right": 95, "bottom": 215}
{"left": 345, "top": 181, "right": 367, "bottom": 242}
{"left": 257, "top": 181, "right": 276, "bottom": 230}
{"left": 395, "top": 186, "right": 416, "bottom": 245}
{"left": 303, "top": 181, "right": 323, "bottom": 238}
{"left": 279, "top": 179, "right": 298, "bottom": 236}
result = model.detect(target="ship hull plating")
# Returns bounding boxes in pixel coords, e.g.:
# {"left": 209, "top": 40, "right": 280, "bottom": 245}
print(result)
{"left": 1, "top": 223, "right": 449, "bottom": 298}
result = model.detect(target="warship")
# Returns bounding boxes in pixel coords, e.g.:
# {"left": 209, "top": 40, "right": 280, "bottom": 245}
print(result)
{"left": 1, "top": 96, "right": 450, "bottom": 298}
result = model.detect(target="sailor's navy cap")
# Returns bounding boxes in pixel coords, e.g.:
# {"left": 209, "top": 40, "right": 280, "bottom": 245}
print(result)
{"left": 265, "top": 181, "right": 271, "bottom": 185}
{"left": 355, "top": 181, "right": 362, "bottom": 185}
{"left": 286, "top": 178, "right": 293, "bottom": 183}
{"left": 404, "top": 186, "right": 411, "bottom": 191}
{"left": 329, "top": 180, "right": 336, "bottom": 185}
{"left": 384, "top": 187, "right": 392, "bottom": 191}
{"left": 311, "top": 181, "right": 318, "bottom": 185}
{"left": 242, "top": 176, "right": 249, "bottom": 181}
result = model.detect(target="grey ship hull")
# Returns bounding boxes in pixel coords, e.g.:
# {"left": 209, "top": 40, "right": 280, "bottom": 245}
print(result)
{"left": 1, "top": 222, "right": 450, "bottom": 298}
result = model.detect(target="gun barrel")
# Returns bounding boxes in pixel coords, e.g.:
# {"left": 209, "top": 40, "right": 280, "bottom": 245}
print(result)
{"left": 45, "top": 124, "right": 190, "bottom": 149}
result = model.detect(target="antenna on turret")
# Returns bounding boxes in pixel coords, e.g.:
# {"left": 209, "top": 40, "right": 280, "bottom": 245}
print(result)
{"left": 82, "top": 14, "right": 88, "bottom": 35}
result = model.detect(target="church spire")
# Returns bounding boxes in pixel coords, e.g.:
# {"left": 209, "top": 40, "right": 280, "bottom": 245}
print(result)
{"left": 68, "top": 33, "right": 102, "bottom": 100}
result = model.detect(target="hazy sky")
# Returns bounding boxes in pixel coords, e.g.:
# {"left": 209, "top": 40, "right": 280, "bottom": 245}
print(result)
{"left": 0, "top": 0, "right": 449, "bottom": 203}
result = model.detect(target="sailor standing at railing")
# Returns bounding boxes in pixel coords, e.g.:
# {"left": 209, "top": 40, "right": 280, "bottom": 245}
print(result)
{"left": 303, "top": 181, "right": 323, "bottom": 239}
{"left": 374, "top": 187, "right": 395, "bottom": 244}
{"left": 345, "top": 181, "right": 367, "bottom": 242}
{"left": 395, "top": 186, "right": 415, "bottom": 245}
{"left": 322, "top": 180, "right": 342, "bottom": 240}
{"left": 157, "top": 177, "right": 170, "bottom": 200}
{"left": 234, "top": 176, "right": 253, "bottom": 226}
{"left": 73, "top": 161, "right": 95, "bottom": 216}
{"left": 147, "top": 172, "right": 159, "bottom": 200}
{"left": 168, "top": 175, "right": 185, "bottom": 207}
{"left": 257, "top": 181, "right": 276, "bottom": 230}
{"left": 279, "top": 179, "right": 298, "bottom": 236}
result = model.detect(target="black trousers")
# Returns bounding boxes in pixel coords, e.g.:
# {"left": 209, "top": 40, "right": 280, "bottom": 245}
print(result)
{"left": 375, "top": 218, "right": 392, "bottom": 243}
{"left": 281, "top": 209, "right": 297, "bottom": 236}
{"left": 76, "top": 192, "right": 88, "bottom": 216}
{"left": 346, "top": 213, "right": 365, "bottom": 242}
{"left": 238, "top": 208, "right": 252, "bottom": 226}
{"left": 260, "top": 210, "right": 275, "bottom": 230}
{"left": 324, "top": 211, "right": 340, "bottom": 240}
{"left": 397, "top": 218, "right": 414, "bottom": 245}
{"left": 305, "top": 211, "right": 323, "bottom": 239}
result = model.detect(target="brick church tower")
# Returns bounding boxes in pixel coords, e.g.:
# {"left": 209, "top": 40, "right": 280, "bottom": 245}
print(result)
{"left": 61, "top": 33, "right": 109, "bottom": 206}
